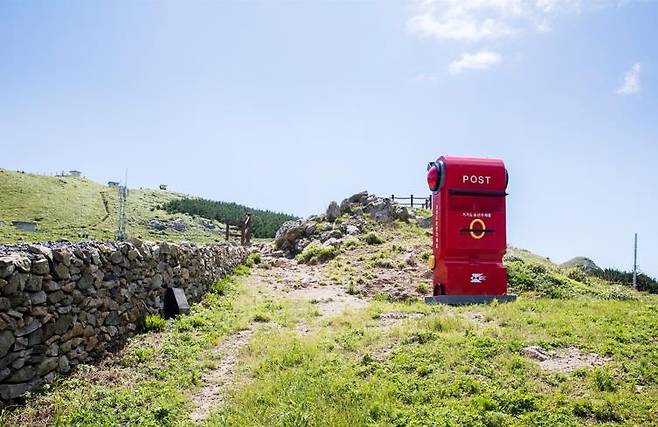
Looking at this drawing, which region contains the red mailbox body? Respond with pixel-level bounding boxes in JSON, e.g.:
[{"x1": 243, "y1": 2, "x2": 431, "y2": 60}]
[{"x1": 425, "y1": 156, "x2": 515, "y2": 304}]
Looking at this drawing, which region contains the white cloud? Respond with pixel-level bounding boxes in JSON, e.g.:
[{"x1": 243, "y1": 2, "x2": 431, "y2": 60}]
[
  {"x1": 616, "y1": 62, "x2": 641, "y2": 95},
  {"x1": 449, "y1": 50, "x2": 502, "y2": 74},
  {"x1": 407, "y1": 0, "x2": 586, "y2": 42}
]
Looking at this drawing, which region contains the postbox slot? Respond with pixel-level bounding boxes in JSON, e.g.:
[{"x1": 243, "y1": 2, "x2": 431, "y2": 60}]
[{"x1": 448, "y1": 189, "x2": 507, "y2": 197}]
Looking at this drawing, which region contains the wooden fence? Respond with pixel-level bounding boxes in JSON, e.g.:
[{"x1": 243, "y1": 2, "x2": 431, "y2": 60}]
[{"x1": 389, "y1": 194, "x2": 432, "y2": 209}]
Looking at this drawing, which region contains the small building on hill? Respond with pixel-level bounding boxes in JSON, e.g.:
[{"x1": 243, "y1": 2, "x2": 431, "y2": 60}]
[
  {"x1": 108, "y1": 181, "x2": 120, "y2": 188},
  {"x1": 69, "y1": 170, "x2": 82, "y2": 177},
  {"x1": 159, "y1": 184, "x2": 168, "y2": 191}
]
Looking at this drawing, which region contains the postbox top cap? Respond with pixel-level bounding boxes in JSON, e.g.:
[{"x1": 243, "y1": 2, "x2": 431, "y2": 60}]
[{"x1": 438, "y1": 155, "x2": 505, "y2": 169}]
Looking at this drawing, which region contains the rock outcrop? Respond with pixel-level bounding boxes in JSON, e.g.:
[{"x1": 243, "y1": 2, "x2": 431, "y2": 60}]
[
  {"x1": 273, "y1": 192, "x2": 413, "y2": 256},
  {"x1": 0, "y1": 240, "x2": 247, "y2": 403}
]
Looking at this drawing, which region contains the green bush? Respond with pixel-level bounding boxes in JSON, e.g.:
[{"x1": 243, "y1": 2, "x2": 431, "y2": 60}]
[
  {"x1": 296, "y1": 243, "x2": 338, "y2": 264},
  {"x1": 244, "y1": 252, "x2": 262, "y2": 267},
  {"x1": 363, "y1": 232, "x2": 384, "y2": 245},
  {"x1": 212, "y1": 276, "x2": 236, "y2": 295},
  {"x1": 142, "y1": 314, "x2": 166, "y2": 332}
]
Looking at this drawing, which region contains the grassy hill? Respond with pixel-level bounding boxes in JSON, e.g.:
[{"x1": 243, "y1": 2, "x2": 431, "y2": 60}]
[
  {"x1": 0, "y1": 169, "x2": 237, "y2": 244},
  {"x1": 3, "y1": 213, "x2": 658, "y2": 426}
]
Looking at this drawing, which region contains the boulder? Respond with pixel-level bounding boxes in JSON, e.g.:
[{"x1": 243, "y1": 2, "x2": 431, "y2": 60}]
[
  {"x1": 274, "y1": 220, "x2": 306, "y2": 251},
  {"x1": 326, "y1": 201, "x2": 340, "y2": 222}
]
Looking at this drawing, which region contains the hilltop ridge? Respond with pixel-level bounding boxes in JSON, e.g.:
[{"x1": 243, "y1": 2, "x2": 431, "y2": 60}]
[{"x1": 0, "y1": 169, "x2": 288, "y2": 244}]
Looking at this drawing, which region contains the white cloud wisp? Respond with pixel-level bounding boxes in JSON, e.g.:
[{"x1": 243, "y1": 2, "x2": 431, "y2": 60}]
[
  {"x1": 616, "y1": 62, "x2": 641, "y2": 95},
  {"x1": 449, "y1": 50, "x2": 502, "y2": 74}
]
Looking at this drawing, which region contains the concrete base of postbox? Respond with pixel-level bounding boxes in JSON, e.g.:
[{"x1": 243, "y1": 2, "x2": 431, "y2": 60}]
[{"x1": 425, "y1": 294, "x2": 517, "y2": 306}]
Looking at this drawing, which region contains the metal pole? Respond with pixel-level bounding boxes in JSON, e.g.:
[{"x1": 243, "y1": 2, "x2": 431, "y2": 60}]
[
  {"x1": 410, "y1": 194, "x2": 414, "y2": 208},
  {"x1": 633, "y1": 233, "x2": 638, "y2": 289}
]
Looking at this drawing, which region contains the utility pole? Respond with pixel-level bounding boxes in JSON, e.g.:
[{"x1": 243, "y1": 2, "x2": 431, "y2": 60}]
[
  {"x1": 116, "y1": 170, "x2": 128, "y2": 242},
  {"x1": 633, "y1": 233, "x2": 638, "y2": 289}
]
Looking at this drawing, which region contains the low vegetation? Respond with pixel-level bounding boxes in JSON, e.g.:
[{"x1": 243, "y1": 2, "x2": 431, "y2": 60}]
[{"x1": 295, "y1": 242, "x2": 339, "y2": 264}]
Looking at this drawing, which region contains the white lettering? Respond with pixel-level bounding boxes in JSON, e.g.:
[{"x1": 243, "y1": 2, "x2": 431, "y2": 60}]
[{"x1": 462, "y1": 175, "x2": 492, "y2": 185}]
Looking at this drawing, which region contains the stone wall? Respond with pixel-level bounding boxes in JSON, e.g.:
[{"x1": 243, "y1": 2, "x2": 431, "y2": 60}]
[{"x1": 0, "y1": 239, "x2": 247, "y2": 402}]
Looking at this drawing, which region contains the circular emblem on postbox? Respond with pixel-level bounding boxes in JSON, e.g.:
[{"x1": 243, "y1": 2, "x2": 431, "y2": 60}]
[{"x1": 469, "y1": 218, "x2": 486, "y2": 240}]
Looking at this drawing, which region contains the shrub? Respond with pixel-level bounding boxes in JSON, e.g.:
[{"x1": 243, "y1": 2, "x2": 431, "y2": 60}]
[
  {"x1": 253, "y1": 312, "x2": 270, "y2": 323},
  {"x1": 142, "y1": 314, "x2": 166, "y2": 332},
  {"x1": 363, "y1": 232, "x2": 384, "y2": 245},
  {"x1": 415, "y1": 282, "x2": 430, "y2": 294},
  {"x1": 211, "y1": 276, "x2": 235, "y2": 295},
  {"x1": 244, "y1": 252, "x2": 262, "y2": 267},
  {"x1": 296, "y1": 243, "x2": 338, "y2": 264}
]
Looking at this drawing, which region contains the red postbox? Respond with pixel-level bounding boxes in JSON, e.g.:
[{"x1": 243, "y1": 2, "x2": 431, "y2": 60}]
[{"x1": 425, "y1": 155, "x2": 516, "y2": 304}]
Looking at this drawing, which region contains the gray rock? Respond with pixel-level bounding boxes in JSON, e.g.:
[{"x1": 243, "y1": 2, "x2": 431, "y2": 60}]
[
  {"x1": 326, "y1": 201, "x2": 340, "y2": 222},
  {"x1": 53, "y1": 250, "x2": 71, "y2": 267},
  {"x1": 28, "y1": 245, "x2": 53, "y2": 262},
  {"x1": 274, "y1": 220, "x2": 306, "y2": 251},
  {"x1": 15, "y1": 318, "x2": 41, "y2": 337},
  {"x1": 0, "y1": 297, "x2": 10, "y2": 311},
  {"x1": 24, "y1": 275, "x2": 43, "y2": 292},
  {"x1": 58, "y1": 355, "x2": 70, "y2": 373},
  {"x1": 30, "y1": 258, "x2": 50, "y2": 275},
  {"x1": 323, "y1": 238, "x2": 341, "y2": 248},
  {"x1": 43, "y1": 281, "x2": 61, "y2": 292},
  {"x1": 417, "y1": 217, "x2": 432, "y2": 228},
  {"x1": 47, "y1": 291, "x2": 65, "y2": 304},
  {"x1": 30, "y1": 291, "x2": 47, "y2": 305},
  {"x1": 54, "y1": 263, "x2": 71, "y2": 280},
  {"x1": 6, "y1": 365, "x2": 35, "y2": 383},
  {"x1": 37, "y1": 357, "x2": 58, "y2": 376},
  {"x1": 0, "y1": 331, "x2": 16, "y2": 358},
  {"x1": 0, "y1": 382, "x2": 33, "y2": 400},
  {"x1": 110, "y1": 251, "x2": 124, "y2": 264}
]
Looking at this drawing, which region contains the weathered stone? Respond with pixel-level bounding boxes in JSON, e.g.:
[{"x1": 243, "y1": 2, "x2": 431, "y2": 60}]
[
  {"x1": 151, "y1": 274, "x2": 163, "y2": 289},
  {"x1": 43, "y1": 280, "x2": 61, "y2": 292},
  {"x1": 0, "y1": 331, "x2": 16, "y2": 358},
  {"x1": 53, "y1": 249, "x2": 71, "y2": 266},
  {"x1": 78, "y1": 274, "x2": 93, "y2": 290},
  {"x1": 47, "y1": 290, "x2": 65, "y2": 304},
  {"x1": 15, "y1": 318, "x2": 41, "y2": 337},
  {"x1": 110, "y1": 251, "x2": 124, "y2": 264},
  {"x1": 24, "y1": 274, "x2": 43, "y2": 291},
  {"x1": 30, "y1": 258, "x2": 50, "y2": 275},
  {"x1": 54, "y1": 263, "x2": 70, "y2": 280},
  {"x1": 37, "y1": 357, "x2": 58, "y2": 376},
  {"x1": 326, "y1": 201, "x2": 340, "y2": 222},
  {"x1": 54, "y1": 315, "x2": 73, "y2": 335},
  {"x1": 28, "y1": 245, "x2": 53, "y2": 262},
  {"x1": 58, "y1": 355, "x2": 70, "y2": 373},
  {"x1": 0, "y1": 382, "x2": 32, "y2": 400},
  {"x1": 6, "y1": 365, "x2": 35, "y2": 383},
  {"x1": 0, "y1": 297, "x2": 10, "y2": 311},
  {"x1": 30, "y1": 291, "x2": 47, "y2": 305}
]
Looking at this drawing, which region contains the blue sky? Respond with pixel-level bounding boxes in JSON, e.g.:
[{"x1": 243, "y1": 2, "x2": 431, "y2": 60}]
[{"x1": 1, "y1": 0, "x2": 657, "y2": 277}]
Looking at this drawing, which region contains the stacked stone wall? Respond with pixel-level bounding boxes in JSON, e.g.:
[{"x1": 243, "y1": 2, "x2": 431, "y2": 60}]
[{"x1": 0, "y1": 239, "x2": 247, "y2": 401}]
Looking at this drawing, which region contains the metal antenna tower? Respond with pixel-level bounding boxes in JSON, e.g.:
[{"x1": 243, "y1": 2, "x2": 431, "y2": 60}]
[
  {"x1": 633, "y1": 233, "x2": 638, "y2": 289},
  {"x1": 116, "y1": 170, "x2": 128, "y2": 241}
]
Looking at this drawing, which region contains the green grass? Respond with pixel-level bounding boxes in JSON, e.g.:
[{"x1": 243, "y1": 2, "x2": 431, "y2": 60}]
[
  {"x1": 141, "y1": 314, "x2": 166, "y2": 332},
  {"x1": 209, "y1": 296, "x2": 658, "y2": 426},
  {"x1": 0, "y1": 169, "x2": 238, "y2": 244}
]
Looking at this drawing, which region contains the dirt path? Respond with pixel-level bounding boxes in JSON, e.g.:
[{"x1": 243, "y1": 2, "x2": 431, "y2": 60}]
[
  {"x1": 189, "y1": 248, "x2": 431, "y2": 422},
  {"x1": 189, "y1": 329, "x2": 254, "y2": 423}
]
